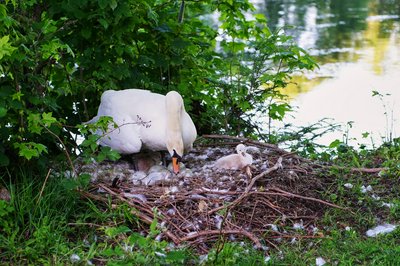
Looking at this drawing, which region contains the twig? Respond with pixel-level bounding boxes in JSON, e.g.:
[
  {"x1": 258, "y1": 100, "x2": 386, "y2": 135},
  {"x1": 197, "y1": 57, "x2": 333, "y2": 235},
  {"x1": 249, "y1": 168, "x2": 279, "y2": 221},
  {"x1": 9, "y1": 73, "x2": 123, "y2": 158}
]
[
  {"x1": 97, "y1": 184, "x2": 181, "y2": 245},
  {"x1": 43, "y1": 126, "x2": 75, "y2": 175},
  {"x1": 268, "y1": 187, "x2": 348, "y2": 211},
  {"x1": 202, "y1": 134, "x2": 279, "y2": 150},
  {"x1": 350, "y1": 167, "x2": 386, "y2": 173},
  {"x1": 181, "y1": 229, "x2": 262, "y2": 249},
  {"x1": 37, "y1": 168, "x2": 52, "y2": 204},
  {"x1": 68, "y1": 222, "x2": 103, "y2": 228},
  {"x1": 208, "y1": 157, "x2": 283, "y2": 215}
]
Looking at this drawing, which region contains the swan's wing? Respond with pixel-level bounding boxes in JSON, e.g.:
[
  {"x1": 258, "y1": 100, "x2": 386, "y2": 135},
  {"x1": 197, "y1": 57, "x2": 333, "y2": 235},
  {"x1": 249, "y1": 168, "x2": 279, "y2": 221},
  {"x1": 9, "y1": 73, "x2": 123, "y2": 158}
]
[
  {"x1": 96, "y1": 113, "x2": 142, "y2": 154},
  {"x1": 97, "y1": 89, "x2": 168, "y2": 152}
]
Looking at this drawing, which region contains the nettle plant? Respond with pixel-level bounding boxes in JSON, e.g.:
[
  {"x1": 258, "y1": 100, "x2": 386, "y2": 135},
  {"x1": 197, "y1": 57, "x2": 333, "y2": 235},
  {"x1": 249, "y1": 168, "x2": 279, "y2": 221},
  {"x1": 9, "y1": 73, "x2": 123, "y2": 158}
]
[{"x1": 0, "y1": 0, "x2": 316, "y2": 174}]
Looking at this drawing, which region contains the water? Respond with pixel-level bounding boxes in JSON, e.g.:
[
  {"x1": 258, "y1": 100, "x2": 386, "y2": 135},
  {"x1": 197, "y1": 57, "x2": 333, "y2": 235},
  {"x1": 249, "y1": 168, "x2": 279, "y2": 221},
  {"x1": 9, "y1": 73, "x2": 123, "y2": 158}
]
[{"x1": 258, "y1": 0, "x2": 400, "y2": 147}]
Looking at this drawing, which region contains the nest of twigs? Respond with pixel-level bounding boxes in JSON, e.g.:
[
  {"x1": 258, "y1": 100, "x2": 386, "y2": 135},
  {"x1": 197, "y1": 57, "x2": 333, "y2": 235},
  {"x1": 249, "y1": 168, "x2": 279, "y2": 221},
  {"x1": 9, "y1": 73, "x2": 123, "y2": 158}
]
[{"x1": 78, "y1": 135, "x2": 347, "y2": 253}]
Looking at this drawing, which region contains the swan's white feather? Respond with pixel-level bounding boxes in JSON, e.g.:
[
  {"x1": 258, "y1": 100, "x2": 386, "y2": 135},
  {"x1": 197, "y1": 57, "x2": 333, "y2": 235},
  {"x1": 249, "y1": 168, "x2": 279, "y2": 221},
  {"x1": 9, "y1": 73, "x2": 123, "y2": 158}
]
[{"x1": 90, "y1": 89, "x2": 197, "y2": 156}]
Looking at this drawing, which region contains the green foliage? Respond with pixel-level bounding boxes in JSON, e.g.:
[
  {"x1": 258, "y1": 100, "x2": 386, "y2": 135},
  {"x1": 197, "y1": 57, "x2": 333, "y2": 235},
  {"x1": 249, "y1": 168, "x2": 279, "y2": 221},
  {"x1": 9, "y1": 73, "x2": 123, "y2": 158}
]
[
  {"x1": 0, "y1": 171, "x2": 83, "y2": 263},
  {"x1": 204, "y1": 242, "x2": 267, "y2": 265},
  {"x1": 276, "y1": 227, "x2": 400, "y2": 265},
  {"x1": 78, "y1": 116, "x2": 121, "y2": 163},
  {"x1": 0, "y1": 0, "x2": 316, "y2": 174}
]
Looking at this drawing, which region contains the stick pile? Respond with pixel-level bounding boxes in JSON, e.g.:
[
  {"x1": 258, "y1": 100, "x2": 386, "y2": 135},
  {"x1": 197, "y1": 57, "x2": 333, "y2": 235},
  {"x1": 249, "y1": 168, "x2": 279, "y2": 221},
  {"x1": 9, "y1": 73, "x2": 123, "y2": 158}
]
[{"x1": 79, "y1": 135, "x2": 345, "y2": 253}]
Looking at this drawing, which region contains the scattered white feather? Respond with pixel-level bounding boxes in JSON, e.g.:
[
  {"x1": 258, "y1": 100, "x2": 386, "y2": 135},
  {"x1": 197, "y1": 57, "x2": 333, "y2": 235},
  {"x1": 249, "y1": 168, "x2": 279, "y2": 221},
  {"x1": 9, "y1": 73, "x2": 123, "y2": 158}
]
[
  {"x1": 268, "y1": 224, "x2": 279, "y2": 232},
  {"x1": 316, "y1": 257, "x2": 326, "y2": 266},
  {"x1": 178, "y1": 168, "x2": 193, "y2": 178},
  {"x1": 123, "y1": 193, "x2": 147, "y2": 203},
  {"x1": 190, "y1": 194, "x2": 207, "y2": 200},
  {"x1": 345, "y1": 226, "x2": 351, "y2": 231},
  {"x1": 130, "y1": 171, "x2": 147, "y2": 185},
  {"x1": 366, "y1": 224, "x2": 397, "y2": 237},
  {"x1": 371, "y1": 194, "x2": 381, "y2": 200},
  {"x1": 214, "y1": 215, "x2": 223, "y2": 229},
  {"x1": 166, "y1": 208, "x2": 176, "y2": 216},
  {"x1": 186, "y1": 231, "x2": 197, "y2": 237},
  {"x1": 169, "y1": 186, "x2": 179, "y2": 193},
  {"x1": 155, "y1": 234, "x2": 163, "y2": 242},
  {"x1": 343, "y1": 183, "x2": 353, "y2": 188},
  {"x1": 312, "y1": 226, "x2": 319, "y2": 234},
  {"x1": 293, "y1": 221, "x2": 304, "y2": 230},
  {"x1": 360, "y1": 185, "x2": 373, "y2": 193},
  {"x1": 70, "y1": 254, "x2": 81, "y2": 263},
  {"x1": 122, "y1": 243, "x2": 133, "y2": 253},
  {"x1": 264, "y1": 256, "x2": 271, "y2": 263},
  {"x1": 382, "y1": 202, "x2": 394, "y2": 208},
  {"x1": 199, "y1": 254, "x2": 208, "y2": 264},
  {"x1": 155, "y1": 251, "x2": 166, "y2": 258},
  {"x1": 246, "y1": 146, "x2": 261, "y2": 154},
  {"x1": 143, "y1": 171, "x2": 172, "y2": 186}
]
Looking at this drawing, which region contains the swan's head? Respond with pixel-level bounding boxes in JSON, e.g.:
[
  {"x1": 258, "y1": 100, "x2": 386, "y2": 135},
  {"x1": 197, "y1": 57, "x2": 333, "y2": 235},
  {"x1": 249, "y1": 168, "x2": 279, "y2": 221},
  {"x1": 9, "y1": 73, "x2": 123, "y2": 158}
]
[
  {"x1": 236, "y1": 144, "x2": 247, "y2": 156},
  {"x1": 167, "y1": 141, "x2": 184, "y2": 174}
]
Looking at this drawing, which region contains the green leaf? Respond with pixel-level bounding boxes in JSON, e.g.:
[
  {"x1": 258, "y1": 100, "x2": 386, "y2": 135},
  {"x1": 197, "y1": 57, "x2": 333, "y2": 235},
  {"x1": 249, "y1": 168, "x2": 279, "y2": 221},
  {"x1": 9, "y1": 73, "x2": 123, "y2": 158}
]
[
  {"x1": 254, "y1": 13, "x2": 267, "y2": 22},
  {"x1": 14, "y1": 142, "x2": 48, "y2": 160},
  {"x1": 98, "y1": 0, "x2": 108, "y2": 9},
  {"x1": 109, "y1": 0, "x2": 117, "y2": 10},
  {"x1": 28, "y1": 113, "x2": 42, "y2": 134},
  {"x1": 0, "y1": 153, "x2": 9, "y2": 167},
  {"x1": 98, "y1": 18, "x2": 109, "y2": 29},
  {"x1": 81, "y1": 27, "x2": 92, "y2": 39},
  {"x1": 41, "y1": 112, "x2": 57, "y2": 127},
  {"x1": 165, "y1": 250, "x2": 186, "y2": 263},
  {"x1": 105, "y1": 225, "x2": 131, "y2": 237},
  {"x1": 11, "y1": 91, "x2": 23, "y2": 101},
  {"x1": 0, "y1": 35, "x2": 16, "y2": 60},
  {"x1": 329, "y1": 139, "x2": 341, "y2": 149},
  {"x1": 362, "y1": 132, "x2": 370, "y2": 138},
  {"x1": 0, "y1": 107, "x2": 7, "y2": 118}
]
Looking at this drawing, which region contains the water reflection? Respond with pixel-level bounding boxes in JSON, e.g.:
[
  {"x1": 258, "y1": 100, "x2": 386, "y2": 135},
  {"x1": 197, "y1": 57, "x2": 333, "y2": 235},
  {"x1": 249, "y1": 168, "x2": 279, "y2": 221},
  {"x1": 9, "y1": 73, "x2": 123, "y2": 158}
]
[{"x1": 258, "y1": 0, "x2": 400, "y2": 146}]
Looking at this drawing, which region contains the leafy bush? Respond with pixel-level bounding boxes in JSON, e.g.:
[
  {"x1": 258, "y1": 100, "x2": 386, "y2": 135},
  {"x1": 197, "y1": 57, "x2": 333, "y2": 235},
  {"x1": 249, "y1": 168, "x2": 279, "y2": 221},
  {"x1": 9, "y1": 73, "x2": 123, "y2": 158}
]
[{"x1": 0, "y1": 0, "x2": 316, "y2": 174}]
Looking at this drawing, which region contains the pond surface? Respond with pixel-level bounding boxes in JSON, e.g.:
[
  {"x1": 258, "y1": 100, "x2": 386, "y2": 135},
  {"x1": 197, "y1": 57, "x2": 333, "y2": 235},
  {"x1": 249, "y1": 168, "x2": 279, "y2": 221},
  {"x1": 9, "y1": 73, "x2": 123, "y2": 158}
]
[{"x1": 257, "y1": 0, "x2": 400, "y2": 147}]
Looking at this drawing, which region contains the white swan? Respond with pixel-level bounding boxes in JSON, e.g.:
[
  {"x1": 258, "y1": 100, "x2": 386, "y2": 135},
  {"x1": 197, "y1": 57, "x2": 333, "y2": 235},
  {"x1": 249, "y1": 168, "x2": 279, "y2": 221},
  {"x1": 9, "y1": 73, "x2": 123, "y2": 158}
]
[
  {"x1": 88, "y1": 89, "x2": 197, "y2": 174},
  {"x1": 214, "y1": 144, "x2": 253, "y2": 170}
]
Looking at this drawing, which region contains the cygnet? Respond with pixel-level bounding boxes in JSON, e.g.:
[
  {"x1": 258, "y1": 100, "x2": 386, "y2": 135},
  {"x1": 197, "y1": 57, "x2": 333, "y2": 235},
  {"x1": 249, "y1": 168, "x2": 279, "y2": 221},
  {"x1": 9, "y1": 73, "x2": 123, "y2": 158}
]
[
  {"x1": 214, "y1": 144, "x2": 253, "y2": 170},
  {"x1": 131, "y1": 151, "x2": 161, "y2": 172},
  {"x1": 142, "y1": 165, "x2": 172, "y2": 186}
]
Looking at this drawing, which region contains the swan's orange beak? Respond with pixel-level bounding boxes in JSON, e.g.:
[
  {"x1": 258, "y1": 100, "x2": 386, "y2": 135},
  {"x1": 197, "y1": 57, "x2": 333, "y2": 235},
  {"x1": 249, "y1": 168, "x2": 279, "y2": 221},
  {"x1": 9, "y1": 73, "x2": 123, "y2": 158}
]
[{"x1": 172, "y1": 157, "x2": 180, "y2": 174}]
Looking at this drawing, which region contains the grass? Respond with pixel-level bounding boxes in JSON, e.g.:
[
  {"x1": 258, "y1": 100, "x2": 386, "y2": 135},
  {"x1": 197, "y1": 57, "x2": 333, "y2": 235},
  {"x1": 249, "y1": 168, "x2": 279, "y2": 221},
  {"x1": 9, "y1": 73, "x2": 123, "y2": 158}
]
[{"x1": 1, "y1": 139, "x2": 400, "y2": 265}]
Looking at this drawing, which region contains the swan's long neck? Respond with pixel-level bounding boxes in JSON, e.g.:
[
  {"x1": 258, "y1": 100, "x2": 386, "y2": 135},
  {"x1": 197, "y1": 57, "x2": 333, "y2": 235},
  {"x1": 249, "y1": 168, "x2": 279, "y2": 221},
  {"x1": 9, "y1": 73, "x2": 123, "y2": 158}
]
[{"x1": 165, "y1": 91, "x2": 184, "y2": 156}]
